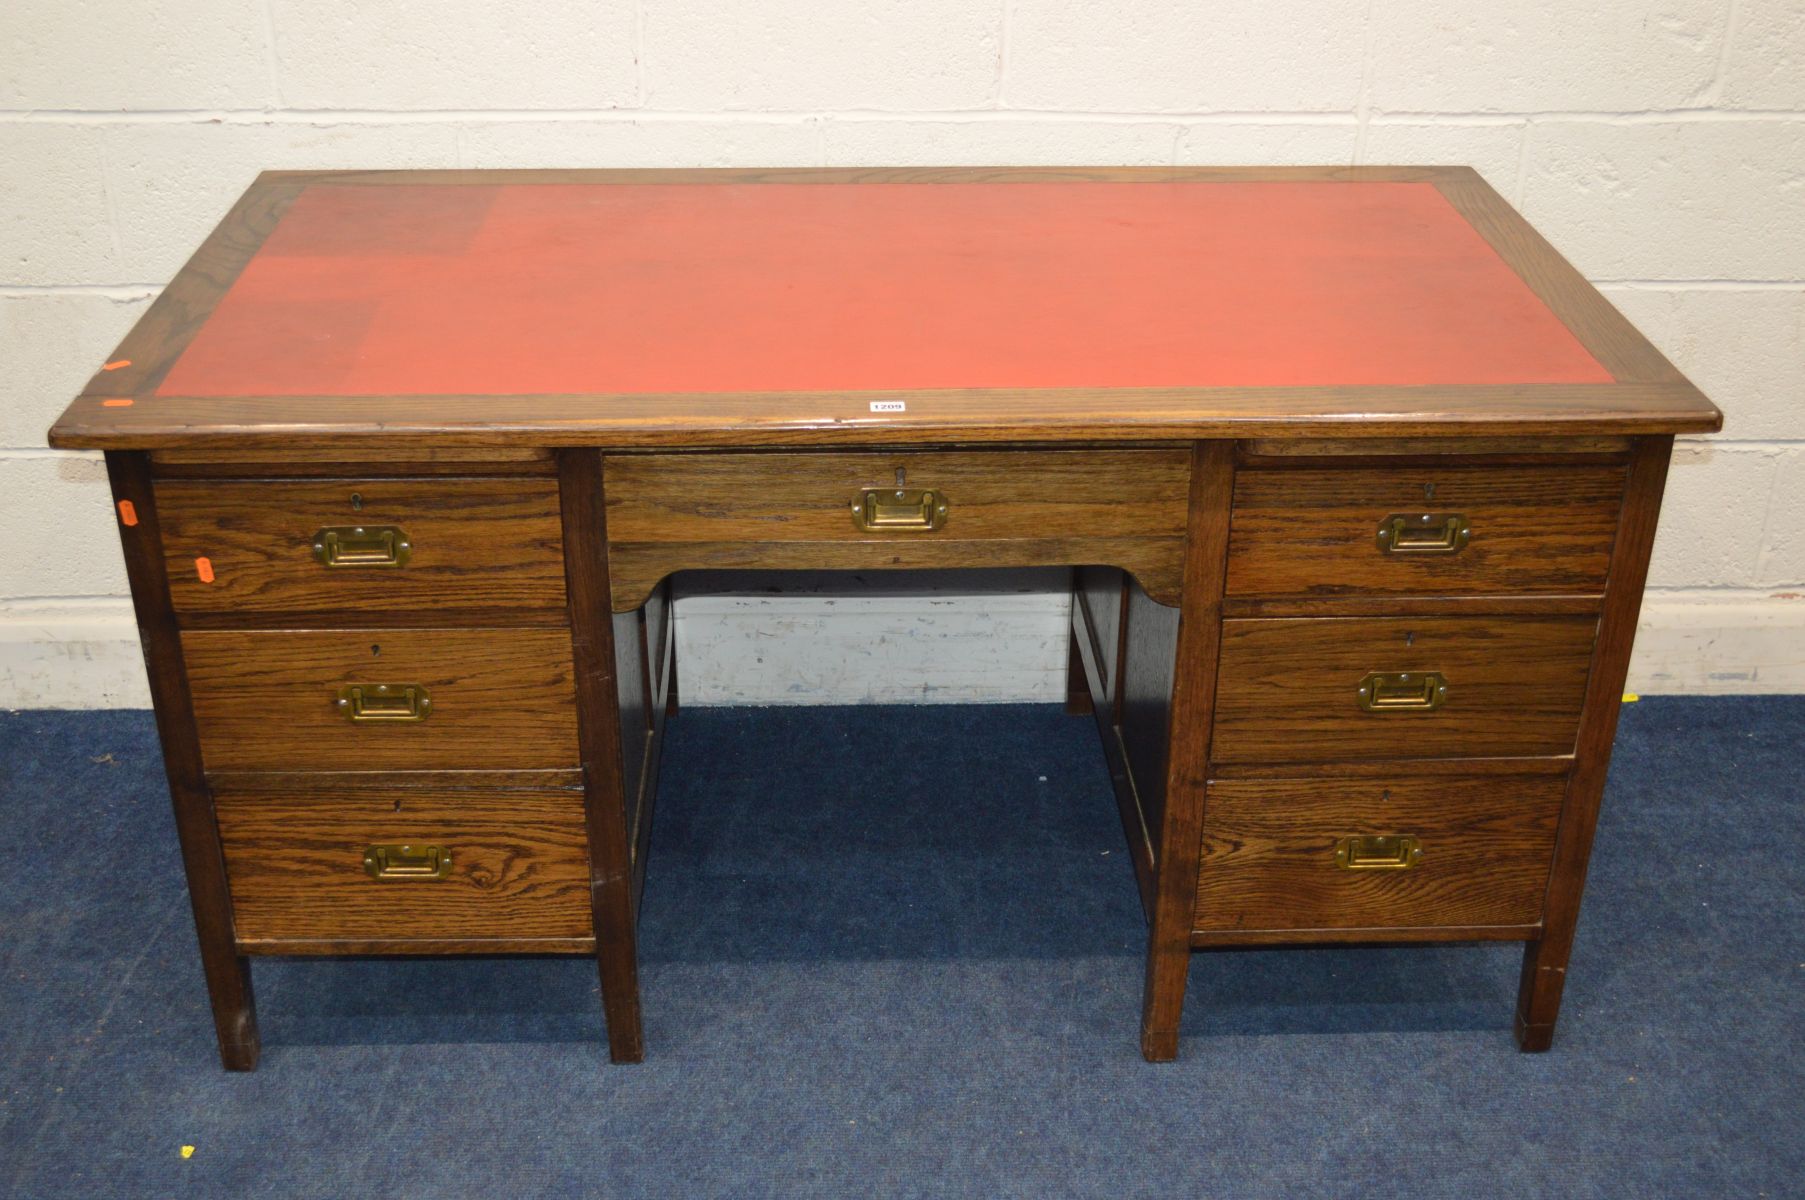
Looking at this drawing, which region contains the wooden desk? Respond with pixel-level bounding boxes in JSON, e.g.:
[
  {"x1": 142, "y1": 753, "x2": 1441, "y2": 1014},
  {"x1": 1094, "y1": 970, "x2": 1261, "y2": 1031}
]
[{"x1": 48, "y1": 167, "x2": 1721, "y2": 1069}]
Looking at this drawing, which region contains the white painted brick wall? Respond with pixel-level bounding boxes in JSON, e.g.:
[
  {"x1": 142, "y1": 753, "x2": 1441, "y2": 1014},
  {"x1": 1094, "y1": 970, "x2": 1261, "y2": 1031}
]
[{"x1": 2, "y1": 0, "x2": 1801, "y2": 706}]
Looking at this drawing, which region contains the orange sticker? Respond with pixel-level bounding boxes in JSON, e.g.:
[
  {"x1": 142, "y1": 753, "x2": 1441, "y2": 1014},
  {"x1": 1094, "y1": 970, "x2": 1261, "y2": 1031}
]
[
  {"x1": 194, "y1": 557, "x2": 215, "y2": 584},
  {"x1": 101, "y1": 398, "x2": 134, "y2": 407},
  {"x1": 117, "y1": 500, "x2": 138, "y2": 527},
  {"x1": 102, "y1": 359, "x2": 131, "y2": 371}
]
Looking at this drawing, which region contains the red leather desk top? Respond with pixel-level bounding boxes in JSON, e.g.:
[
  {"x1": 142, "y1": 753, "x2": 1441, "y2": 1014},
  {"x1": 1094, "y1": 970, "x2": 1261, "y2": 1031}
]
[{"x1": 156, "y1": 180, "x2": 1611, "y2": 398}]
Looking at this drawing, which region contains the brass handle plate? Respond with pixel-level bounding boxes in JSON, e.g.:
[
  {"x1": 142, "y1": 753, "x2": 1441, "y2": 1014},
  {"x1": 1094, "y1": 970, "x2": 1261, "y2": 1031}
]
[
  {"x1": 312, "y1": 525, "x2": 412, "y2": 568},
  {"x1": 363, "y1": 843, "x2": 452, "y2": 881},
  {"x1": 1357, "y1": 671, "x2": 1447, "y2": 712},
  {"x1": 1335, "y1": 835, "x2": 1423, "y2": 871},
  {"x1": 1376, "y1": 513, "x2": 1470, "y2": 555},
  {"x1": 851, "y1": 488, "x2": 948, "y2": 533},
  {"x1": 335, "y1": 683, "x2": 432, "y2": 722}
]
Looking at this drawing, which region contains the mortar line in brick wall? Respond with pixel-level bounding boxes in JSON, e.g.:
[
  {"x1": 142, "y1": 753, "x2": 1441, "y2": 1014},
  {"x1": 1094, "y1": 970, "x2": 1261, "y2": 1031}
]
[
  {"x1": 1707, "y1": 0, "x2": 1746, "y2": 107},
  {"x1": 993, "y1": 0, "x2": 1012, "y2": 110},
  {"x1": 1595, "y1": 280, "x2": 1805, "y2": 291},
  {"x1": 258, "y1": 0, "x2": 283, "y2": 108},
  {"x1": 1367, "y1": 108, "x2": 1805, "y2": 123},
  {"x1": 632, "y1": 0, "x2": 646, "y2": 108},
  {"x1": 1644, "y1": 586, "x2": 1805, "y2": 599},
  {"x1": 1754, "y1": 465, "x2": 1792, "y2": 584},
  {"x1": 95, "y1": 136, "x2": 126, "y2": 276},
  {"x1": 32, "y1": 107, "x2": 1802, "y2": 124},
  {"x1": 1511, "y1": 120, "x2": 1532, "y2": 205},
  {"x1": 0, "y1": 285, "x2": 161, "y2": 298},
  {"x1": 1352, "y1": 0, "x2": 1378, "y2": 163}
]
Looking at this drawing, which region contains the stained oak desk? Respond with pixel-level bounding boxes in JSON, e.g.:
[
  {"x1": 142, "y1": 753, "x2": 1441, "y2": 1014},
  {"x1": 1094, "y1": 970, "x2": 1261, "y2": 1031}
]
[{"x1": 48, "y1": 167, "x2": 1722, "y2": 1069}]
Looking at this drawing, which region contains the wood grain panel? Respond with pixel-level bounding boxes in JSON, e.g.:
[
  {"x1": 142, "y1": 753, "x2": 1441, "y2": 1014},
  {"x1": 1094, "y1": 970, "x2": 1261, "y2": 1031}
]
[
  {"x1": 158, "y1": 477, "x2": 566, "y2": 619},
  {"x1": 602, "y1": 450, "x2": 1191, "y2": 609},
  {"x1": 559, "y1": 447, "x2": 648, "y2": 1062},
  {"x1": 152, "y1": 446, "x2": 553, "y2": 470},
  {"x1": 1226, "y1": 466, "x2": 1625, "y2": 597},
  {"x1": 1120, "y1": 579, "x2": 1181, "y2": 847},
  {"x1": 1519, "y1": 435, "x2": 1675, "y2": 1051},
  {"x1": 51, "y1": 382, "x2": 1722, "y2": 454},
  {"x1": 184, "y1": 628, "x2": 578, "y2": 771},
  {"x1": 1211, "y1": 616, "x2": 1596, "y2": 763},
  {"x1": 1238, "y1": 436, "x2": 1633, "y2": 459},
  {"x1": 1194, "y1": 775, "x2": 1563, "y2": 932},
  {"x1": 105, "y1": 451, "x2": 260, "y2": 1070},
  {"x1": 215, "y1": 786, "x2": 592, "y2": 943},
  {"x1": 1138, "y1": 440, "x2": 1237, "y2": 1060}
]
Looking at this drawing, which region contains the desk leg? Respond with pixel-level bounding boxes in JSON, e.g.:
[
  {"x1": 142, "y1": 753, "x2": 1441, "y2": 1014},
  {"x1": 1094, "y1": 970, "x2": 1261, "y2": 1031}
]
[
  {"x1": 1141, "y1": 442, "x2": 1234, "y2": 1061},
  {"x1": 558, "y1": 449, "x2": 646, "y2": 1063},
  {"x1": 1517, "y1": 435, "x2": 1672, "y2": 1051},
  {"x1": 106, "y1": 452, "x2": 260, "y2": 1071}
]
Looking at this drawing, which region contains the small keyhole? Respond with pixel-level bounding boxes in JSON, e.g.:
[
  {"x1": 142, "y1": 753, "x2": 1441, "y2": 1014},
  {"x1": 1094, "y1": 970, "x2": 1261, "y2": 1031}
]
[
  {"x1": 1381, "y1": 788, "x2": 1392, "y2": 803},
  {"x1": 350, "y1": 492, "x2": 363, "y2": 511},
  {"x1": 1423, "y1": 482, "x2": 1436, "y2": 500},
  {"x1": 1404, "y1": 631, "x2": 1415, "y2": 647},
  {"x1": 895, "y1": 467, "x2": 906, "y2": 488},
  {"x1": 392, "y1": 799, "x2": 402, "y2": 813},
  {"x1": 371, "y1": 644, "x2": 381, "y2": 657}
]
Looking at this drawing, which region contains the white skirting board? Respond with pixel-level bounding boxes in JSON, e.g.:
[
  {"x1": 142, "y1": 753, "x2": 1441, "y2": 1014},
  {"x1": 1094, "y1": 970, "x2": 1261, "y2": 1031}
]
[{"x1": 3, "y1": 582, "x2": 1801, "y2": 709}]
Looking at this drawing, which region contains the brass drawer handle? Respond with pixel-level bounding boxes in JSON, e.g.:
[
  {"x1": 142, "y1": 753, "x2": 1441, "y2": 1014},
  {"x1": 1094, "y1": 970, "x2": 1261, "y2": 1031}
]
[
  {"x1": 851, "y1": 488, "x2": 948, "y2": 532},
  {"x1": 363, "y1": 843, "x2": 452, "y2": 881},
  {"x1": 1356, "y1": 671, "x2": 1447, "y2": 712},
  {"x1": 335, "y1": 683, "x2": 432, "y2": 722},
  {"x1": 1376, "y1": 513, "x2": 1470, "y2": 555},
  {"x1": 312, "y1": 525, "x2": 412, "y2": 568},
  {"x1": 1335, "y1": 835, "x2": 1423, "y2": 871}
]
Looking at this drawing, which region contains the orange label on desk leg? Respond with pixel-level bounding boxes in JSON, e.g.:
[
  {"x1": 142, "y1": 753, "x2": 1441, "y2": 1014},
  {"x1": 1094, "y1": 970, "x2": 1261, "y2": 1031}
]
[
  {"x1": 194, "y1": 556, "x2": 215, "y2": 584},
  {"x1": 101, "y1": 398, "x2": 134, "y2": 407},
  {"x1": 116, "y1": 500, "x2": 138, "y2": 527},
  {"x1": 102, "y1": 359, "x2": 131, "y2": 371}
]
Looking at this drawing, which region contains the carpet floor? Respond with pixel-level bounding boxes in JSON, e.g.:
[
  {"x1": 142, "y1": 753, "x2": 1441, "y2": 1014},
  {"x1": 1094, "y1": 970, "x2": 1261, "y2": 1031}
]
[{"x1": 0, "y1": 697, "x2": 1799, "y2": 1198}]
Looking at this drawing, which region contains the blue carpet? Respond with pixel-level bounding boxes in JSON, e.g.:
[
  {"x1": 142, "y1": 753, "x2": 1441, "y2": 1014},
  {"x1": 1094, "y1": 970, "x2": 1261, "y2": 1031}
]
[{"x1": 0, "y1": 698, "x2": 1799, "y2": 1198}]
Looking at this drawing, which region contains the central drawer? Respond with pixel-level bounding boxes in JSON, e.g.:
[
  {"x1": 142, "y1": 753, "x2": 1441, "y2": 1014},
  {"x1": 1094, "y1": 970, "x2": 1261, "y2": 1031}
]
[
  {"x1": 1211, "y1": 615, "x2": 1597, "y2": 763},
  {"x1": 601, "y1": 449, "x2": 1192, "y2": 610},
  {"x1": 183, "y1": 628, "x2": 579, "y2": 772},
  {"x1": 213, "y1": 784, "x2": 593, "y2": 946}
]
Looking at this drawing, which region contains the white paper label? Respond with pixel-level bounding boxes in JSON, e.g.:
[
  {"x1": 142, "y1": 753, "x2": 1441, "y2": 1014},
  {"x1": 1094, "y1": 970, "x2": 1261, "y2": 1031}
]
[{"x1": 868, "y1": 400, "x2": 906, "y2": 413}]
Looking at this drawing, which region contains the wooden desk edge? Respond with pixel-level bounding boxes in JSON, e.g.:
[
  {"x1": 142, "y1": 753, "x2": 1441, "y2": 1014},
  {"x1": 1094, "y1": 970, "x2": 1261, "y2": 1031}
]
[{"x1": 49, "y1": 386, "x2": 1723, "y2": 452}]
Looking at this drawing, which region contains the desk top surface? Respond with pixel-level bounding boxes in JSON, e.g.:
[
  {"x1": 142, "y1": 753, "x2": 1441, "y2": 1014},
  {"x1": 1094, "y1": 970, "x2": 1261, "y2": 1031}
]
[{"x1": 52, "y1": 167, "x2": 1719, "y2": 450}]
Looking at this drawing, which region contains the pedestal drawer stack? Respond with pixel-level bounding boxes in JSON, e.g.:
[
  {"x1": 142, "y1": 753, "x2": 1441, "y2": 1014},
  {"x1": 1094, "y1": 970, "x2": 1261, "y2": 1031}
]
[
  {"x1": 1195, "y1": 447, "x2": 1630, "y2": 943},
  {"x1": 149, "y1": 458, "x2": 594, "y2": 952}
]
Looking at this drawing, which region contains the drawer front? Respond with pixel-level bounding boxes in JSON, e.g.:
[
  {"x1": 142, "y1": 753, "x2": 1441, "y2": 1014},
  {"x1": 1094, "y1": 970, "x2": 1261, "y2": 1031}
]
[
  {"x1": 158, "y1": 477, "x2": 566, "y2": 618},
  {"x1": 602, "y1": 449, "x2": 1191, "y2": 610},
  {"x1": 214, "y1": 786, "x2": 592, "y2": 945},
  {"x1": 1225, "y1": 466, "x2": 1625, "y2": 597},
  {"x1": 184, "y1": 629, "x2": 579, "y2": 771},
  {"x1": 1211, "y1": 616, "x2": 1596, "y2": 763},
  {"x1": 1194, "y1": 775, "x2": 1563, "y2": 933}
]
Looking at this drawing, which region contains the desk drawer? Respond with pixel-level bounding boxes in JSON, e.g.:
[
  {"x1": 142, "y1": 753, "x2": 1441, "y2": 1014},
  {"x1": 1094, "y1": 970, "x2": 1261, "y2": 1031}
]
[
  {"x1": 184, "y1": 629, "x2": 579, "y2": 771},
  {"x1": 1194, "y1": 775, "x2": 1563, "y2": 934},
  {"x1": 1211, "y1": 616, "x2": 1595, "y2": 763},
  {"x1": 602, "y1": 449, "x2": 1191, "y2": 610},
  {"x1": 1225, "y1": 466, "x2": 1625, "y2": 597},
  {"x1": 157, "y1": 477, "x2": 566, "y2": 620},
  {"x1": 214, "y1": 785, "x2": 592, "y2": 946}
]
